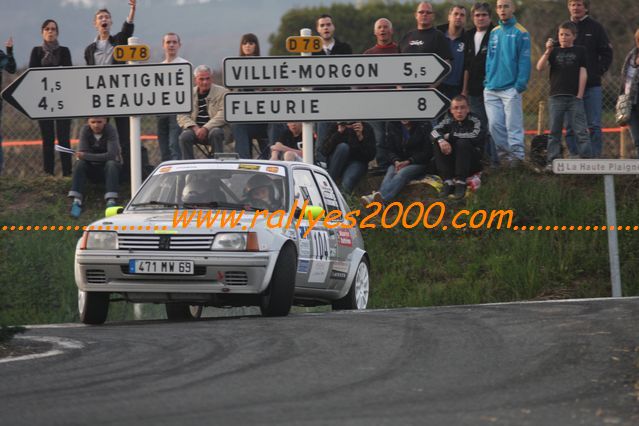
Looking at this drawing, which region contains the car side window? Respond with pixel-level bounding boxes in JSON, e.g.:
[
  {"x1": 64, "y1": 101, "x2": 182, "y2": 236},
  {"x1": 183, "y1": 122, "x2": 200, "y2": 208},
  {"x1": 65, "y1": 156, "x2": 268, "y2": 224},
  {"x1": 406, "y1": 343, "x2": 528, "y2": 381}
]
[
  {"x1": 292, "y1": 169, "x2": 325, "y2": 210},
  {"x1": 313, "y1": 172, "x2": 341, "y2": 214}
]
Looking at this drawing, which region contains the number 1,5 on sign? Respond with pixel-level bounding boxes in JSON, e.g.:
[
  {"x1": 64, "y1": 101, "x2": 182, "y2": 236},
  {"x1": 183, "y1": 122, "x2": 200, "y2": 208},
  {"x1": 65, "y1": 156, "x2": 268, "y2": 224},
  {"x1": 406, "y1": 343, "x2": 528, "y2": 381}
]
[{"x1": 41, "y1": 77, "x2": 61, "y2": 93}]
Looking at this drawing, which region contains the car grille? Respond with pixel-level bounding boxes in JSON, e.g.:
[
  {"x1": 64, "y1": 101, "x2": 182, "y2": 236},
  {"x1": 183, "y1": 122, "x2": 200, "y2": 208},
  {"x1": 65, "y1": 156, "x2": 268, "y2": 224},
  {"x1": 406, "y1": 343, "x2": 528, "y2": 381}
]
[
  {"x1": 224, "y1": 271, "x2": 248, "y2": 286},
  {"x1": 118, "y1": 234, "x2": 214, "y2": 251},
  {"x1": 86, "y1": 270, "x2": 107, "y2": 284}
]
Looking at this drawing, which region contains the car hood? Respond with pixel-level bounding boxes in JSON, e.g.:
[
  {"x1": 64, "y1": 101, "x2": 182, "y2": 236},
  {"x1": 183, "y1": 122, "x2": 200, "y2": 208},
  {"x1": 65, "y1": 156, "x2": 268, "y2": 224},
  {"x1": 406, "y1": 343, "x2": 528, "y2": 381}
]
[{"x1": 87, "y1": 210, "x2": 277, "y2": 234}]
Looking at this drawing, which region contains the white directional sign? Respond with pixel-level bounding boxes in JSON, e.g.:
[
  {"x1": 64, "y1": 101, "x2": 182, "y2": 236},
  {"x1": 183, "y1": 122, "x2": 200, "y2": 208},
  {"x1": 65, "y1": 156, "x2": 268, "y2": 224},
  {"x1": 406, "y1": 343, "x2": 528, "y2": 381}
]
[
  {"x1": 1, "y1": 63, "x2": 193, "y2": 119},
  {"x1": 223, "y1": 54, "x2": 450, "y2": 88},
  {"x1": 552, "y1": 159, "x2": 639, "y2": 174},
  {"x1": 224, "y1": 89, "x2": 448, "y2": 123}
]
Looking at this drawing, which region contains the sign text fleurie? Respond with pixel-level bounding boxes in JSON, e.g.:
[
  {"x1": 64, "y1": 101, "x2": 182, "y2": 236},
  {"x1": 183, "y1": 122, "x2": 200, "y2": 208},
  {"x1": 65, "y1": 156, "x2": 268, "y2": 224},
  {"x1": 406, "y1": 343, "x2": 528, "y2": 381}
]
[{"x1": 1, "y1": 63, "x2": 192, "y2": 119}]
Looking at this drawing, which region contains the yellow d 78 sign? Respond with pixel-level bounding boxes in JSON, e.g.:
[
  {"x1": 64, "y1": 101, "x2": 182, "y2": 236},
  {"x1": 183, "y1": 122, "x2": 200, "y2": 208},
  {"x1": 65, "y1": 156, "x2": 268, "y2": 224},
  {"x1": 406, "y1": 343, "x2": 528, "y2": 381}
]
[
  {"x1": 286, "y1": 36, "x2": 322, "y2": 53},
  {"x1": 113, "y1": 45, "x2": 151, "y2": 62}
]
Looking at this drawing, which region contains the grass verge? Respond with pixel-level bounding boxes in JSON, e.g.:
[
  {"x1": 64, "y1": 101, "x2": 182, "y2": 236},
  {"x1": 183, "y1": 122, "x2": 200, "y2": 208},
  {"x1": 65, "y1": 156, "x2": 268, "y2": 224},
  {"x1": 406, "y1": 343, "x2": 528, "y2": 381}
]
[{"x1": 1, "y1": 168, "x2": 638, "y2": 327}]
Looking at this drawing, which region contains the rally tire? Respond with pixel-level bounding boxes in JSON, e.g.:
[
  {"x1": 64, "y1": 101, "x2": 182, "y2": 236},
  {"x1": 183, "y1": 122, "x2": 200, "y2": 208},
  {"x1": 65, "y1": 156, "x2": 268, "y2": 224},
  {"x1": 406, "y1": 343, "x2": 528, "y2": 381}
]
[
  {"x1": 78, "y1": 290, "x2": 110, "y2": 325},
  {"x1": 332, "y1": 258, "x2": 369, "y2": 311},
  {"x1": 260, "y1": 244, "x2": 296, "y2": 317}
]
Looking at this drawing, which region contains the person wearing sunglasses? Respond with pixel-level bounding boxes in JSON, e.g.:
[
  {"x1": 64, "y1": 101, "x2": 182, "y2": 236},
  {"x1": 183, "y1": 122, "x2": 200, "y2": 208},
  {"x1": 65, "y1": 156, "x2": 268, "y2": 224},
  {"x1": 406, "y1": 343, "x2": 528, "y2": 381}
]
[{"x1": 398, "y1": 2, "x2": 452, "y2": 87}]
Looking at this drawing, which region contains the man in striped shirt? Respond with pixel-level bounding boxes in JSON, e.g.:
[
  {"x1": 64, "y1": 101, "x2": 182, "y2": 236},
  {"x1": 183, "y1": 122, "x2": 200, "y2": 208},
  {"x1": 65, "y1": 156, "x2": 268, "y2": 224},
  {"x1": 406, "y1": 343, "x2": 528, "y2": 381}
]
[{"x1": 177, "y1": 65, "x2": 229, "y2": 159}]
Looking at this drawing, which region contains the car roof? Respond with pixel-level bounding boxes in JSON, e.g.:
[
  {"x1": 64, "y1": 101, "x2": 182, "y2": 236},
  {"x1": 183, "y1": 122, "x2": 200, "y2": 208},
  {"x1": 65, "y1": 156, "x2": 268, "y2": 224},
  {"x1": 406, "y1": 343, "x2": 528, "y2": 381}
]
[{"x1": 155, "y1": 159, "x2": 326, "y2": 174}]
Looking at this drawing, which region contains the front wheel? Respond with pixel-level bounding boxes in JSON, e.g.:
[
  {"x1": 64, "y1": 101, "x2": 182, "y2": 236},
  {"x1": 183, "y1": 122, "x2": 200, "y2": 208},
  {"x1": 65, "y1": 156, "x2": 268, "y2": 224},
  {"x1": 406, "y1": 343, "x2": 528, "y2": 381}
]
[
  {"x1": 165, "y1": 303, "x2": 203, "y2": 321},
  {"x1": 78, "y1": 290, "x2": 110, "y2": 325},
  {"x1": 260, "y1": 244, "x2": 296, "y2": 317},
  {"x1": 332, "y1": 258, "x2": 369, "y2": 311}
]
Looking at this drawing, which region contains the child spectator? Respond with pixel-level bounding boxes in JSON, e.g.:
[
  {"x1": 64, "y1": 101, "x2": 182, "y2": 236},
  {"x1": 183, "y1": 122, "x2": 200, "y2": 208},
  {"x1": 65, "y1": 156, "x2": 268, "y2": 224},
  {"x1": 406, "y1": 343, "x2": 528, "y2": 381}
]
[
  {"x1": 536, "y1": 21, "x2": 592, "y2": 169},
  {"x1": 269, "y1": 122, "x2": 304, "y2": 162}
]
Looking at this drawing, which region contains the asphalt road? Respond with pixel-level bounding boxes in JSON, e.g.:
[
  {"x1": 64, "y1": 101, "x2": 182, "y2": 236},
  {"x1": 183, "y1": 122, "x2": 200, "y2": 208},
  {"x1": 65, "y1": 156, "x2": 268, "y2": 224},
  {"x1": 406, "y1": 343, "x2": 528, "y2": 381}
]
[{"x1": 1, "y1": 298, "x2": 638, "y2": 426}]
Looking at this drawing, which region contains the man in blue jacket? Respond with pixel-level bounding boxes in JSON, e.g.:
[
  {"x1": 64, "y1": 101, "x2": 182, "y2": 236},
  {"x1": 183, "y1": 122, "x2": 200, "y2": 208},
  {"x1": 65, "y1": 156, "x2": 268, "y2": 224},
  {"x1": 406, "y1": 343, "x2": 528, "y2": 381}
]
[{"x1": 483, "y1": 0, "x2": 531, "y2": 166}]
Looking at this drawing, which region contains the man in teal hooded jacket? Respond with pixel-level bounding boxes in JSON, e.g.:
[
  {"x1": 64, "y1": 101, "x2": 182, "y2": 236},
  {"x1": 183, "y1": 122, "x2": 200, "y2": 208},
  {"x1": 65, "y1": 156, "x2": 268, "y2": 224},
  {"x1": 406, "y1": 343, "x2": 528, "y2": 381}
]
[{"x1": 484, "y1": 0, "x2": 531, "y2": 165}]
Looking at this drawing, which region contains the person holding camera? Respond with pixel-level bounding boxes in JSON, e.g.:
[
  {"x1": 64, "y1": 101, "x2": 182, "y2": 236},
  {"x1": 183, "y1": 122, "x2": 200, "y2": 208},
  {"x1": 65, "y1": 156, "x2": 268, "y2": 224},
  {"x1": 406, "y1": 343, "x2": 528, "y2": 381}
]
[{"x1": 320, "y1": 121, "x2": 376, "y2": 194}]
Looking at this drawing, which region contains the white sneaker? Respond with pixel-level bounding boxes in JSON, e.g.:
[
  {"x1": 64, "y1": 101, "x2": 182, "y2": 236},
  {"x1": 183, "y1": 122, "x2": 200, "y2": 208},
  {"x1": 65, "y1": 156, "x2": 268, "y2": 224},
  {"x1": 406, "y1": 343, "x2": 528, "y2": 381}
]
[{"x1": 360, "y1": 193, "x2": 375, "y2": 207}]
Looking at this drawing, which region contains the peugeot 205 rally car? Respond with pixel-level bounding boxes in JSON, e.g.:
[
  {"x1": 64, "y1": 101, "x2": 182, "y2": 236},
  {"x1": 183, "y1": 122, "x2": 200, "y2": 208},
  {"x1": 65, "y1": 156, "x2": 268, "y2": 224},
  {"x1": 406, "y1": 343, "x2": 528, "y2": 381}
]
[{"x1": 75, "y1": 159, "x2": 370, "y2": 324}]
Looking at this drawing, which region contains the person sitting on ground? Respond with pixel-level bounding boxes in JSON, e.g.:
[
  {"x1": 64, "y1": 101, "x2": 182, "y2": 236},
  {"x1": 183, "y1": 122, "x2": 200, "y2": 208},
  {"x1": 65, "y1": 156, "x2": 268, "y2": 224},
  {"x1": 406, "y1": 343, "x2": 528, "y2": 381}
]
[
  {"x1": 321, "y1": 121, "x2": 376, "y2": 194},
  {"x1": 269, "y1": 122, "x2": 304, "y2": 162},
  {"x1": 177, "y1": 64, "x2": 229, "y2": 159},
  {"x1": 68, "y1": 117, "x2": 122, "y2": 218},
  {"x1": 431, "y1": 95, "x2": 485, "y2": 199},
  {"x1": 243, "y1": 174, "x2": 278, "y2": 211},
  {"x1": 361, "y1": 120, "x2": 433, "y2": 206}
]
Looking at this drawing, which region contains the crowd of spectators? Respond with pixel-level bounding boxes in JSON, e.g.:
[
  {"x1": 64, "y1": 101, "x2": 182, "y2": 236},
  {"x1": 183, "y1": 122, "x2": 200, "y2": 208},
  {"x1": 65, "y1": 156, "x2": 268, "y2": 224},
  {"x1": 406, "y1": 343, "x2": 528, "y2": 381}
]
[{"x1": 1, "y1": 0, "x2": 638, "y2": 216}]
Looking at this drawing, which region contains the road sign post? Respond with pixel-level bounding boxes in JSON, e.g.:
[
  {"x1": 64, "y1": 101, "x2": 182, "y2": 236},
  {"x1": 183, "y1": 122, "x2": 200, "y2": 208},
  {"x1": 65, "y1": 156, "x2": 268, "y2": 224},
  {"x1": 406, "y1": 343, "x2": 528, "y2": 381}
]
[
  {"x1": 128, "y1": 37, "x2": 144, "y2": 195},
  {"x1": 298, "y1": 28, "x2": 315, "y2": 165},
  {"x1": 552, "y1": 159, "x2": 639, "y2": 297}
]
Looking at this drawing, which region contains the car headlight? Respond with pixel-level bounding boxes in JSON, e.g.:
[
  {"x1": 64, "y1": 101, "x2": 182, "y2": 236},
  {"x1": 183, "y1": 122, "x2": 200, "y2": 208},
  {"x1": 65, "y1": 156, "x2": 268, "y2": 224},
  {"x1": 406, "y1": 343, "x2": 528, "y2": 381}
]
[
  {"x1": 83, "y1": 232, "x2": 118, "y2": 250},
  {"x1": 211, "y1": 233, "x2": 247, "y2": 251}
]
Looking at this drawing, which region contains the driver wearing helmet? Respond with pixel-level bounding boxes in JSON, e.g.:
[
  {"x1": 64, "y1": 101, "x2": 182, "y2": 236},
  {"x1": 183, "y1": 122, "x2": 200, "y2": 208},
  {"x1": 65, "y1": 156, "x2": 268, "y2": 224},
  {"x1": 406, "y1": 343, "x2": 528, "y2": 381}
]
[
  {"x1": 243, "y1": 174, "x2": 277, "y2": 210},
  {"x1": 182, "y1": 176, "x2": 214, "y2": 204}
]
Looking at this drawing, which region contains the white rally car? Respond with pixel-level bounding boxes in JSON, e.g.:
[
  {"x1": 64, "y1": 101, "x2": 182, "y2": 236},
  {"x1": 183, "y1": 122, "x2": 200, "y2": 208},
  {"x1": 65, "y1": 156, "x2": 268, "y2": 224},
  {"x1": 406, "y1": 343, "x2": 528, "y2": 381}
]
[{"x1": 75, "y1": 159, "x2": 370, "y2": 324}]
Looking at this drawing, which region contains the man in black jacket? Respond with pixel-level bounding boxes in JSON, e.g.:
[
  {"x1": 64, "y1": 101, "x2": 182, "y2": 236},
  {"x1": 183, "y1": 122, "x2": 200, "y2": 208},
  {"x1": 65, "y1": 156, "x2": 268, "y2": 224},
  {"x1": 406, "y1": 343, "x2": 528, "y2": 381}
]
[
  {"x1": 84, "y1": 0, "x2": 136, "y2": 180},
  {"x1": 361, "y1": 121, "x2": 433, "y2": 206},
  {"x1": 462, "y1": 2, "x2": 497, "y2": 166},
  {"x1": 431, "y1": 96, "x2": 485, "y2": 199},
  {"x1": 321, "y1": 122, "x2": 375, "y2": 194},
  {"x1": 312, "y1": 14, "x2": 353, "y2": 165},
  {"x1": 565, "y1": 0, "x2": 613, "y2": 158}
]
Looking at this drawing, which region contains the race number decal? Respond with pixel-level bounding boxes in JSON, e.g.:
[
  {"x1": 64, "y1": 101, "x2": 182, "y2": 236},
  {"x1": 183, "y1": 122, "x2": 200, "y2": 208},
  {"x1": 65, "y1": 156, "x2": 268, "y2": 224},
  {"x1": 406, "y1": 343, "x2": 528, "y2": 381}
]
[{"x1": 311, "y1": 231, "x2": 330, "y2": 260}]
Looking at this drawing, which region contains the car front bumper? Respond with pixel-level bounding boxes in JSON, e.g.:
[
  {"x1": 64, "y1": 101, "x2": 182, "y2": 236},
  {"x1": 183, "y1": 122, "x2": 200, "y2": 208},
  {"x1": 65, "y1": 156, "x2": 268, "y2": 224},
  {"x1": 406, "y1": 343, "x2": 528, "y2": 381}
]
[{"x1": 75, "y1": 250, "x2": 278, "y2": 295}]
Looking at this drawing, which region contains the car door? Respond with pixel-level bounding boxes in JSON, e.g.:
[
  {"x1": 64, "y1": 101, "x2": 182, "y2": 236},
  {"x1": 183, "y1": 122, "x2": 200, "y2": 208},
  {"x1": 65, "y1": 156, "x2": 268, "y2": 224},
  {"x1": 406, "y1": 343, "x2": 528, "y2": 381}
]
[
  {"x1": 291, "y1": 168, "x2": 332, "y2": 289},
  {"x1": 312, "y1": 171, "x2": 352, "y2": 290}
]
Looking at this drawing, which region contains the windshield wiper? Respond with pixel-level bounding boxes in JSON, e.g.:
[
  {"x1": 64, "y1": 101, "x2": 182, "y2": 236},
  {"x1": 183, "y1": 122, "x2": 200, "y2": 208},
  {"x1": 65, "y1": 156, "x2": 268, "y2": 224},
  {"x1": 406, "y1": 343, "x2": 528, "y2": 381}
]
[
  {"x1": 182, "y1": 201, "x2": 247, "y2": 210},
  {"x1": 129, "y1": 201, "x2": 180, "y2": 208}
]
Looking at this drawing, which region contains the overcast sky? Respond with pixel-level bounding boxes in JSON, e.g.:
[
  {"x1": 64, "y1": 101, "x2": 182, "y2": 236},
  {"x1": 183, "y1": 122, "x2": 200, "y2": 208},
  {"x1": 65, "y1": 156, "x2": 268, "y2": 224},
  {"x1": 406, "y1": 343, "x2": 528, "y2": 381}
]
[{"x1": 2, "y1": 0, "x2": 356, "y2": 69}]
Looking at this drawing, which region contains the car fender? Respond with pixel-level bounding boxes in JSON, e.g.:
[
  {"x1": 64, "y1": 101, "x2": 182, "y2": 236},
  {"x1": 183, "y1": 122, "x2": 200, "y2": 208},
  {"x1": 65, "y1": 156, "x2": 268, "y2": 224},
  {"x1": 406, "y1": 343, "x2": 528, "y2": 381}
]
[
  {"x1": 334, "y1": 248, "x2": 368, "y2": 300},
  {"x1": 259, "y1": 232, "x2": 297, "y2": 289}
]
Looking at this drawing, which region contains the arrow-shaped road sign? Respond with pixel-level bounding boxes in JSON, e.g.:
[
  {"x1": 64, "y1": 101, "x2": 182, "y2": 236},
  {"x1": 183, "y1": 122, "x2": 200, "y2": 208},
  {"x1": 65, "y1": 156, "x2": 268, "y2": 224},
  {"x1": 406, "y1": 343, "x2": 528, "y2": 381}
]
[
  {"x1": 224, "y1": 54, "x2": 450, "y2": 88},
  {"x1": 1, "y1": 63, "x2": 192, "y2": 120},
  {"x1": 224, "y1": 89, "x2": 449, "y2": 123}
]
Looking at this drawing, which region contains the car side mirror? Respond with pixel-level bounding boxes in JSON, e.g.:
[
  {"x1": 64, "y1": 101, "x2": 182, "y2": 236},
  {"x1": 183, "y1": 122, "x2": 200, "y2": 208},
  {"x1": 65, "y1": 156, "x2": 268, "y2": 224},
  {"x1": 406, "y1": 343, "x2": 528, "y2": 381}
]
[{"x1": 105, "y1": 206, "x2": 124, "y2": 218}]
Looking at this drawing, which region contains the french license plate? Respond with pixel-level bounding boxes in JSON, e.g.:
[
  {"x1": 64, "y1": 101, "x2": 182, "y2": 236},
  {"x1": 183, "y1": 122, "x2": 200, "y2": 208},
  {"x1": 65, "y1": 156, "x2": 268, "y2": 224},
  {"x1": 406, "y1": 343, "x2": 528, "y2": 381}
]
[{"x1": 129, "y1": 260, "x2": 194, "y2": 275}]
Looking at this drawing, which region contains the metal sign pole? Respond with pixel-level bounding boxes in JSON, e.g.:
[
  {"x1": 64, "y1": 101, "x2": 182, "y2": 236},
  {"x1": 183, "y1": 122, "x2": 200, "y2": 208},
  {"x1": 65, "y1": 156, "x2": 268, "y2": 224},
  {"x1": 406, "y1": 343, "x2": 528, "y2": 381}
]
[
  {"x1": 128, "y1": 36, "x2": 143, "y2": 194},
  {"x1": 604, "y1": 175, "x2": 622, "y2": 297},
  {"x1": 300, "y1": 28, "x2": 313, "y2": 165}
]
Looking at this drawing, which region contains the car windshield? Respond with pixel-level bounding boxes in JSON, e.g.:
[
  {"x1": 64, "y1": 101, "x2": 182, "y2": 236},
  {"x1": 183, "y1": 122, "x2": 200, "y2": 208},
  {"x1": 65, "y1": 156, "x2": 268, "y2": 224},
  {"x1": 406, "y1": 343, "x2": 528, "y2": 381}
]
[{"x1": 128, "y1": 163, "x2": 288, "y2": 212}]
